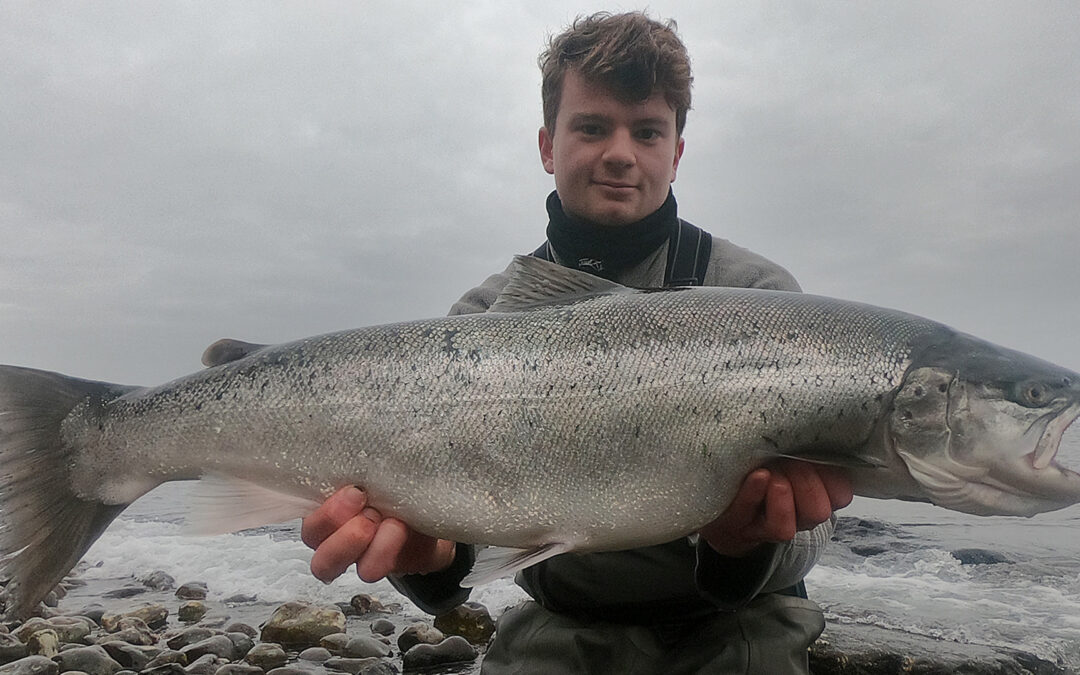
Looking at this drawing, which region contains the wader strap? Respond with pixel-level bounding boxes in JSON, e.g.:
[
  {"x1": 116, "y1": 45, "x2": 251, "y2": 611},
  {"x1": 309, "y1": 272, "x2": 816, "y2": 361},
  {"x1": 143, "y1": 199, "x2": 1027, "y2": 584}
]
[
  {"x1": 665, "y1": 219, "x2": 712, "y2": 287},
  {"x1": 529, "y1": 219, "x2": 712, "y2": 285},
  {"x1": 531, "y1": 241, "x2": 554, "y2": 262}
]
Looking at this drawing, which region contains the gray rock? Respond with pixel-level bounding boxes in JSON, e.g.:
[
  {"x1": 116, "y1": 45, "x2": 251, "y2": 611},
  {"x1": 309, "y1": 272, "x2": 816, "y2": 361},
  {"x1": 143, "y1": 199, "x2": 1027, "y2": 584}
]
[
  {"x1": 347, "y1": 596, "x2": 384, "y2": 616},
  {"x1": 0, "y1": 633, "x2": 30, "y2": 665},
  {"x1": 175, "y1": 584, "x2": 208, "y2": 602},
  {"x1": 144, "y1": 650, "x2": 188, "y2": 669},
  {"x1": 26, "y1": 631, "x2": 59, "y2": 659},
  {"x1": 396, "y1": 624, "x2": 443, "y2": 655},
  {"x1": 265, "y1": 669, "x2": 309, "y2": 675},
  {"x1": 401, "y1": 636, "x2": 476, "y2": 671},
  {"x1": 296, "y1": 648, "x2": 330, "y2": 663},
  {"x1": 322, "y1": 657, "x2": 389, "y2": 675},
  {"x1": 341, "y1": 637, "x2": 390, "y2": 660},
  {"x1": 125, "y1": 606, "x2": 168, "y2": 630},
  {"x1": 177, "y1": 604, "x2": 207, "y2": 624},
  {"x1": 0, "y1": 655, "x2": 59, "y2": 675},
  {"x1": 183, "y1": 654, "x2": 225, "y2": 675},
  {"x1": 166, "y1": 629, "x2": 219, "y2": 652},
  {"x1": 194, "y1": 615, "x2": 230, "y2": 630},
  {"x1": 221, "y1": 596, "x2": 256, "y2": 606},
  {"x1": 951, "y1": 548, "x2": 1013, "y2": 565},
  {"x1": 223, "y1": 635, "x2": 252, "y2": 661},
  {"x1": 96, "y1": 643, "x2": 161, "y2": 671},
  {"x1": 179, "y1": 637, "x2": 237, "y2": 662},
  {"x1": 367, "y1": 621, "x2": 394, "y2": 638},
  {"x1": 42, "y1": 618, "x2": 94, "y2": 645},
  {"x1": 139, "y1": 571, "x2": 176, "y2": 591},
  {"x1": 51, "y1": 645, "x2": 124, "y2": 675},
  {"x1": 260, "y1": 604, "x2": 345, "y2": 649},
  {"x1": 318, "y1": 634, "x2": 348, "y2": 655},
  {"x1": 222, "y1": 625, "x2": 255, "y2": 640},
  {"x1": 211, "y1": 665, "x2": 262, "y2": 675},
  {"x1": 242, "y1": 644, "x2": 286, "y2": 671},
  {"x1": 433, "y1": 603, "x2": 495, "y2": 645},
  {"x1": 101, "y1": 587, "x2": 145, "y2": 600},
  {"x1": 13, "y1": 621, "x2": 51, "y2": 643},
  {"x1": 67, "y1": 607, "x2": 105, "y2": 627},
  {"x1": 141, "y1": 664, "x2": 187, "y2": 675}
]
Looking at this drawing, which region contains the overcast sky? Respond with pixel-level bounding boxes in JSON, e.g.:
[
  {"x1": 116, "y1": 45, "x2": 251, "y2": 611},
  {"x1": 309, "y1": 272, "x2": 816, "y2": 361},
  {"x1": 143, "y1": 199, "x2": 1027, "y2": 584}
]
[{"x1": 2, "y1": 2, "x2": 1078, "y2": 385}]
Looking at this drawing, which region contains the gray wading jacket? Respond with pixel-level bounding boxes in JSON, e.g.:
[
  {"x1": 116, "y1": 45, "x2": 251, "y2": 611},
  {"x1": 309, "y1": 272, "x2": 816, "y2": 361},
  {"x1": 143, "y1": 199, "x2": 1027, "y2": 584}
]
[{"x1": 390, "y1": 237, "x2": 835, "y2": 620}]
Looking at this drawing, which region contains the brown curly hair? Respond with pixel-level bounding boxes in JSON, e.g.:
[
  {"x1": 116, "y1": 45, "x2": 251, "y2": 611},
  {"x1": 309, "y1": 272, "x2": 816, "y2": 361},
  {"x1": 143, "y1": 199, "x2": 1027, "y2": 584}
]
[{"x1": 539, "y1": 11, "x2": 693, "y2": 135}]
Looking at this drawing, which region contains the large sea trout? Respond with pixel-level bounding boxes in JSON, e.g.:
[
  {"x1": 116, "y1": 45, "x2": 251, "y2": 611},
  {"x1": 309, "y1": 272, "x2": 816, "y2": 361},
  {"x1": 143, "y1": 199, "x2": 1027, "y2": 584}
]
[{"x1": 2, "y1": 256, "x2": 1080, "y2": 618}]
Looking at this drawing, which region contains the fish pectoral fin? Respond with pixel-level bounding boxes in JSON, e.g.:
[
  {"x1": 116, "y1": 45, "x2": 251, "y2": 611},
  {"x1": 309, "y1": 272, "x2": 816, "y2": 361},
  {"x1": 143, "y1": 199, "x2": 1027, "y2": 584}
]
[
  {"x1": 201, "y1": 339, "x2": 269, "y2": 367},
  {"x1": 489, "y1": 256, "x2": 632, "y2": 313},
  {"x1": 460, "y1": 542, "x2": 573, "y2": 587},
  {"x1": 184, "y1": 474, "x2": 323, "y2": 535},
  {"x1": 778, "y1": 445, "x2": 887, "y2": 469}
]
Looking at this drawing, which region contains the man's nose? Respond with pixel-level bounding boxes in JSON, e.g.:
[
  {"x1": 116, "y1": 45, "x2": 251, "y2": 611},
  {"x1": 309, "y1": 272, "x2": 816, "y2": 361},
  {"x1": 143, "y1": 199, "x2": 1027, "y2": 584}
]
[{"x1": 602, "y1": 128, "x2": 636, "y2": 168}]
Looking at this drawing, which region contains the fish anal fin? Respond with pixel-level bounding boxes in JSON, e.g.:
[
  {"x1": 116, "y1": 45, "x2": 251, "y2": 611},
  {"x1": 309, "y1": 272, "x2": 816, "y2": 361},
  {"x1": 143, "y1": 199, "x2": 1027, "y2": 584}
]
[
  {"x1": 185, "y1": 474, "x2": 323, "y2": 535},
  {"x1": 201, "y1": 339, "x2": 269, "y2": 368},
  {"x1": 460, "y1": 542, "x2": 572, "y2": 587},
  {"x1": 489, "y1": 256, "x2": 632, "y2": 313}
]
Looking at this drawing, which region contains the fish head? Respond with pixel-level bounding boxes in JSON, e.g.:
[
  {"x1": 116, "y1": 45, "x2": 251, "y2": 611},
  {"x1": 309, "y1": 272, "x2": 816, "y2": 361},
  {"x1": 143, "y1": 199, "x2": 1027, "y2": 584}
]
[{"x1": 887, "y1": 332, "x2": 1080, "y2": 517}]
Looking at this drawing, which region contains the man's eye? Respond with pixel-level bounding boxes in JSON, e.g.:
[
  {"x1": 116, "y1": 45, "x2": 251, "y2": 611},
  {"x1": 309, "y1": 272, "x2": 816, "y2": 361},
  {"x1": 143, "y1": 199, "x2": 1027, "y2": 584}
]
[
  {"x1": 580, "y1": 124, "x2": 603, "y2": 136},
  {"x1": 637, "y1": 129, "x2": 661, "y2": 140}
]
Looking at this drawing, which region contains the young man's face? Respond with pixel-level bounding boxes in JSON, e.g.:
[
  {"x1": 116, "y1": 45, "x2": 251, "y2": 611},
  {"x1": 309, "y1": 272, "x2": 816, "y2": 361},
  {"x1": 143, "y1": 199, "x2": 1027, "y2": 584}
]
[{"x1": 539, "y1": 69, "x2": 685, "y2": 227}]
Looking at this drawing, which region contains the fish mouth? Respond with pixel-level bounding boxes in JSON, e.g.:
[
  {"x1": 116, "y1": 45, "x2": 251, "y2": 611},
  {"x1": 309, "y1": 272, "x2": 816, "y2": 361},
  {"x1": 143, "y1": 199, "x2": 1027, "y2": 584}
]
[{"x1": 1031, "y1": 402, "x2": 1080, "y2": 470}]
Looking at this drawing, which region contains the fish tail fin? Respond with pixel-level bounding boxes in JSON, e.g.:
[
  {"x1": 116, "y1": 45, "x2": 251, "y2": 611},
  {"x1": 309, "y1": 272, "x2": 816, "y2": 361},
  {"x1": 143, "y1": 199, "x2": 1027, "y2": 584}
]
[{"x1": 0, "y1": 365, "x2": 136, "y2": 619}]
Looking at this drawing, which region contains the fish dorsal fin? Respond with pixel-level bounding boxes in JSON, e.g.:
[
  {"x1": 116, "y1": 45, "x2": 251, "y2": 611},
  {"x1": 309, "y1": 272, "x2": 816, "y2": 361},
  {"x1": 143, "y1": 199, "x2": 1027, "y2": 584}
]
[
  {"x1": 489, "y1": 256, "x2": 631, "y2": 313},
  {"x1": 201, "y1": 339, "x2": 269, "y2": 367},
  {"x1": 185, "y1": 474, "x2": 322, "y2": 535},
  {"x1": 460, "y1": 542, "x2": 573, "y2": 587}
]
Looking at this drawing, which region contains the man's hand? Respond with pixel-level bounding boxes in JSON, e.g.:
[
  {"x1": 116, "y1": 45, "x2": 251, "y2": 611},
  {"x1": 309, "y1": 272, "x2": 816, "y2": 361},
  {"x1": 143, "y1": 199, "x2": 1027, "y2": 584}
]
[
  {"x1": 301, "y1": 486, "x2": 457, "y2": 583},
  {"x1": 699, "y1": 461, "x2": 853, "y2": 558}
]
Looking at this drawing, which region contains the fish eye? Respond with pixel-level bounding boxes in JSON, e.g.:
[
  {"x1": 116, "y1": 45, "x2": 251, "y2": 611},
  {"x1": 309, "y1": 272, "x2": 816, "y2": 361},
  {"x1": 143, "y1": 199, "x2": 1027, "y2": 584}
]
[{"x1": 1015, "y1": 381, "x2": 1052, "y2": 407}]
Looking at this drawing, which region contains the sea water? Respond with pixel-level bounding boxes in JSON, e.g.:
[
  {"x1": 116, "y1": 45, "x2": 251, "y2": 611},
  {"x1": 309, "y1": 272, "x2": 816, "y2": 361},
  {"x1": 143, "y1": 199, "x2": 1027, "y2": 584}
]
[{"x1": 66, "y1": 429, "x2": 1080, "y2": 669}]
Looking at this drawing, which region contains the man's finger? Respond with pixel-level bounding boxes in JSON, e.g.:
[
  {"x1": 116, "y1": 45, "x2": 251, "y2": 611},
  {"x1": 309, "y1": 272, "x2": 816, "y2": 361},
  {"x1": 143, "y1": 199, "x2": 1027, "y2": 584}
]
[
  {"x1": 301, "y1": 486, "x2": 368, "y2": 549},
  {"x1": 309, "y1": 508, "x2": 381, "y2": 583},
  {"x1": 763, "y1": 474, "x2": 797, "y2": 542},
  {"x1": 357, "y1": 517, "x2": 409, "y2": 582}
]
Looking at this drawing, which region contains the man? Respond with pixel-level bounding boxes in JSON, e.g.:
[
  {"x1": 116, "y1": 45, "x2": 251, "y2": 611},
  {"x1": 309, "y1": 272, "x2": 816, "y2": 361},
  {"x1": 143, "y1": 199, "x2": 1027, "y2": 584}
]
[{"x1": 303, "y1": 12, "x2": 852, "y2": 673}]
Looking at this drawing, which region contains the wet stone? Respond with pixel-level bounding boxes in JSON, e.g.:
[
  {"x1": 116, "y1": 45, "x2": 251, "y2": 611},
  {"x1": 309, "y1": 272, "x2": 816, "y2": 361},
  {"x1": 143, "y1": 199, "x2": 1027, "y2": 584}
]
[
  {"x1": 322, "y1": 657, "x2": 391, "y2": 675},
  {"x1": 142, "y1": 664, "x2": 187, "y2": 675},
  {"x1": 951, "y1": 548, "x2": 1013, "y2": 565},
  {"x1": 0, "y1": 655, "x2": 59, "y2": 675},
  {"x1": 260, "y1": 604, "x2": 345, "y2": 649},
  {"x1": 166, "y1": 629, "x2": 219, "y2": 651},
  {"x1": 433, "y1": 603, "x2": 495, "y2": 645},
  {"x1": 0, "y1": 633, "x2": 30, "y2": 664},
  {"x1": 184, "y1": 653, "x2": 226, "y2": 675},
  {"x1": 265, "y1": 669, "x2": 309, "y2": 675},
  {"x1": 175, "y1": 584, "x2": 209, "y2": 602},
  {"x1": 138, "y1": 572, "x2": 176, "y2": 592},
  {"x1": 224, "y1": 634, "x2": 253, "y2": 661},
  {"x1": 348, "y1": 596, "x2": 384, "y2": 616},
  {"x1": 223, "y1": 625, "x2": 256, "y2": 640},
  {"x1": 26, "y1": 632, "x2": 59, "y2": 659},
  {"x1": 243, "y1": 644, "x2": 287, "y2": 671},
  {"x1": 97, "y1": 643, "x2": 160, "y2": 671},
  {"x1": 180, "y1": 636, "x2": 237, "y2": 662},
  {"x1": 296, "y1": 648, "x2": 330, "y2": 663},
  {"x1": 51, "y1": 645, "x2": 124, "y2": 675},
  {"x1": 396, "y1": 624, "x2": 443, "y2": 655},
  {"x1": 401, "y1": 636, "x2": 477, "y2": 671},
  {"x1": 319, "y1": 634, "x2": 348, "y2": 655},
  {"x1": 101, "y1": 587, "x2": 145, "y2": 601},
  {"x1": 211, "y1": 665, "x2": 263, "y2": 675},
  {"x1": 178, "y1": 603, "x2": 207, "y2": 624},
  {"x1": 222, "y1": 595, "x2": 256, "y2": 606},
  {"x1": 368, "y1": 621, "x2": 394, "y2": 637},
  {"x1": 341, "y1": 637, "x2": 390, "y2": 659},
  {"x1": 144, "y1": 650, "x2": 188, "y2": 669}
]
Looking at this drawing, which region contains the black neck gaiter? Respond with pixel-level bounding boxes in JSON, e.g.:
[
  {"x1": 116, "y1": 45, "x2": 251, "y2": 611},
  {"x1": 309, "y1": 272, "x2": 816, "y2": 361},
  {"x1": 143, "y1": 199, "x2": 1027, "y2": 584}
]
[{"x1": 544, "y1": 190, "x2": 678, "y2": 280}]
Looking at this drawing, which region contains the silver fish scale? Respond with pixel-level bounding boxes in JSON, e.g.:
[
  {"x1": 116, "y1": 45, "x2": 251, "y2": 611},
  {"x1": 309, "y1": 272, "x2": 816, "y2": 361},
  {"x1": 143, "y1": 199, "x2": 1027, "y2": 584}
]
[{"x1": 64, "y1": 286, "x2": 940, "y2": 549}]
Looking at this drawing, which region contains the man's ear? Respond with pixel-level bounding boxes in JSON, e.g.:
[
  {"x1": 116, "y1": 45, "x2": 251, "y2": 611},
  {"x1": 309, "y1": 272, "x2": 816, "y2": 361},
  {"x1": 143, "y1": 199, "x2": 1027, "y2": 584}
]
[
  {"x1": 539, "y1": 126, "x2": 555, "y2": 175},
  {"x1": 671, "y1": 137, "x2": 685, "y2": 183}
]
